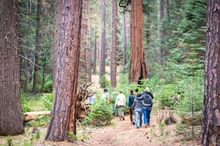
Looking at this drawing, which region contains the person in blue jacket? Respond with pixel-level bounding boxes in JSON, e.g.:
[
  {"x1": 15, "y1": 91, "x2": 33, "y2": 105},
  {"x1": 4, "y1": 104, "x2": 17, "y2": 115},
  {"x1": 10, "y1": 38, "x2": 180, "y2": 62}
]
[
  {"x1": 128, "y1": 90, "x2": 135, "y2": 125},
  {"x1": 132, "y1": 93, "x2": 143, "y2": 128},
  {"x1": 142, "y1": 88, "x2": 153, "y2": 127}
]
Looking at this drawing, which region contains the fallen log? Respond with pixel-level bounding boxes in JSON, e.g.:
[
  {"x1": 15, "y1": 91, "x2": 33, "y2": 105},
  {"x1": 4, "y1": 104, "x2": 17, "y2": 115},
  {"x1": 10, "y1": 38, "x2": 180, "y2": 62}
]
[
  {"x1": 24, "y1": 111, "x2": 50, "y2": 122},
  {"x1": 181, "y1": 112, "x2": 202, "y2": 126}
]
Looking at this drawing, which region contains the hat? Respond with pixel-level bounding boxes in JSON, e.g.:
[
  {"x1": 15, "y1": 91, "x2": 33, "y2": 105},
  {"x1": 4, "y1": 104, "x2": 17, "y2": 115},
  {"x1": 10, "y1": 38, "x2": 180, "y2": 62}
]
[{"x1": 145, "y1": 87, "x2": 150, "y2": 92}]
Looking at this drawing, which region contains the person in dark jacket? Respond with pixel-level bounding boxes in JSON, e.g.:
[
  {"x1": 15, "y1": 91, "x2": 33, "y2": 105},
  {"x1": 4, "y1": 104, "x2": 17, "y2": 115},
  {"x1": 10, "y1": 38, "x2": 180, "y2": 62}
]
[
  {"x1": 128, "y1": 90, "x2": 135, "y2": 124},
  {"x1": 142, "y1": 89, "x2": 153, "y2": 127},
  {"x1": 132, "y1": 93, "x2": 143, "y2": 128}
]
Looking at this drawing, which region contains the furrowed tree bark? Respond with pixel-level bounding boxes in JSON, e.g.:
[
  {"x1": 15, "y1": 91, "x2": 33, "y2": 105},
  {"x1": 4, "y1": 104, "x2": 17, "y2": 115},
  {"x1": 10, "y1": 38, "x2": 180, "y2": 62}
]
[
  {"x1": 0, "y1": 0, "x2": 24, "y2": 136},
  {"x1": 202, "y1": 0, "x2": 220, "y2": 145},
  {"x1": 129, "y1": 0, "x2": 147, "y2": 83},
  {"x1": 122, "y1": 12, "x2": 127, "y2": 74},
  {"x1": 45, "y1": 0, "x2": 82, "y2": 141},
  {"x1": 110, "y1": 0, "x2": 117, "y2": 87},
  {"x1": 32, "y1": 0, "x2": 42, "y2": 94},
  {"x1": 99, "y1": 0, "x2": 106, "y2": 82}
]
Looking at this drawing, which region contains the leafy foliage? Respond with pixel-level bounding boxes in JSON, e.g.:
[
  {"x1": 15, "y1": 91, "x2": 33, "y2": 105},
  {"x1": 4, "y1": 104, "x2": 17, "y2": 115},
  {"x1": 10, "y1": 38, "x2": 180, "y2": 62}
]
[
  {"x1": 20, "y1": 92, "x2": 31, "y2": 113},
  {"x1": 100, "y1": 75, "x2": 111, "y2": 88},
  {"x1": 42, "y1": 93, "x2": 54, "y2": 111},
  {"x1": 83, "y1": 99, "x2": 113, "y2": 126}
]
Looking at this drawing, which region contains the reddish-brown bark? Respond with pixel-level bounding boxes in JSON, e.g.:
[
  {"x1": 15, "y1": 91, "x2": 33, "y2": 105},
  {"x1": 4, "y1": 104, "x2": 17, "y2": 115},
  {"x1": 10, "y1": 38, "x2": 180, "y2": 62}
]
[
  {"x1": 202, "y1": 0, "x2": 220, "y2": 145},
  {"x1": 129, "y1": 0, "x2": 147, "y2": 83},
  {"x1": 46, "y1": 0, "x2": 82, "y2": 141}
]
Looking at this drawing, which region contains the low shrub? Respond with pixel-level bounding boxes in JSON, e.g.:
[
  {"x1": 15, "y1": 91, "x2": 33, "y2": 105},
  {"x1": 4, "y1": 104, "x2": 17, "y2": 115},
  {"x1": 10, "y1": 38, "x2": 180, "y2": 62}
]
[
  {"x1": 83, "y1": 99, "x2": 113, "y2": 126},
  {"x1": 100, "y1": 75, "x2": 110, "y2": 88}
]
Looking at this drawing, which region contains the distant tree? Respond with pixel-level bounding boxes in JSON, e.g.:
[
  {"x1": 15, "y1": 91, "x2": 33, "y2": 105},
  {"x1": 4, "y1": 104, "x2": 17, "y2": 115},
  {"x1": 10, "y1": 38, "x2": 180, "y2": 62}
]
[
  {"x1": 46, "y1": 0, "x2": 82, "y2": 141},
  {"x1": 0, "y1": 0, "x2": 24, "y2": 135},
  {"x1": 99, "y1": 0, "x2": 106, "y2": 82},
  {"x1": 157, "y1": 0, "x2": 166, "y2": 77},
  {"x1": 122, "y1": 12, "x2": 127, "y2": 74},
  {"x1": 202, "y1": 0, "x2": 220, "y2": 145},
  {"x1": 93, "y1": 32, "x2": 97, "y2": 74},
  {"x1": 32, "y1": 0, "x2": 42, "y2": 94},
  {"x1": 110, "y1": 0, "x2": 117, "y2": 87},
  {"x1": 81, "y1": 0, "x2": 91, "y2": 82},
  {"x1": 129, "y1": 0, "x2": 147, "y2": 83}
]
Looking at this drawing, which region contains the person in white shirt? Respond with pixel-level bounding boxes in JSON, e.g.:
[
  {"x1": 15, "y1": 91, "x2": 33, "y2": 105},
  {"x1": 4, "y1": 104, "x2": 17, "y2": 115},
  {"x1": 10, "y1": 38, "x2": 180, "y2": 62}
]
[{"x1": 115, "y1": 91, "x2": 126, "y2": 120}]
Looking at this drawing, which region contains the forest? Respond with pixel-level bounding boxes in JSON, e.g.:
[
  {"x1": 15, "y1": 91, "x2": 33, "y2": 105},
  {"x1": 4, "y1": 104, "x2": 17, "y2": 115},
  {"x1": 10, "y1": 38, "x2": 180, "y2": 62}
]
[{"x1": 0, "y1": 0, "x2": 219, "y2": 146}]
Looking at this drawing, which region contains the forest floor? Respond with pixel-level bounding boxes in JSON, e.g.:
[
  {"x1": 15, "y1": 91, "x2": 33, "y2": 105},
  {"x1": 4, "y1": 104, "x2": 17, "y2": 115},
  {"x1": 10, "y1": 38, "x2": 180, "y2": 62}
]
[
  {"x1": 0, "y1": 110, "x2": 200, "y2": 146},
  {"x1": 0, "y1": 67, "x2": 201, "y2": 146}
]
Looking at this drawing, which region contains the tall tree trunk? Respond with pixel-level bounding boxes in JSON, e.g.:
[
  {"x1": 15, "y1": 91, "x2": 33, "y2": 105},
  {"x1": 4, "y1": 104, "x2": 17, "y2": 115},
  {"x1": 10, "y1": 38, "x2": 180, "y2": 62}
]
[
  {"x1": 122, "y1": 12, "x2": 127, "y2": 74},
  {"x1": 93, "y1": 32, "x2": 97, "y2": 74},
  {"x1": 0, "y1": 0, "x2": 24, "y2": 136},
  {"x1": 46, "y1": 0, "x2": 82, "y2": 141},
  {"x1": 99, "y1": 0, "x2": 106, "y2": 82},
  {"x1": 86, "y1": 49, "x2": 92, "y2": 82},
  {"x1": 32, "y1": 0, "x2": 42, "y2": 94},
  {"x1": 110, "y1": 0, "x2": 117, "y2": 87},
  {"x1": 157, "y1": 0, "x2": 165, "y2": 78},
  {"x1": 81, "y1": 0, "x2": 90, "y2": 82},
  {"x1": 86, "y1": 3, "x2": 92, "y2": 82},
  {"x1": 86, "y1": 22, "x2": 92, "y2": 82},
  {"x1": 202, "y1": 0, "x2": 220, "y2": 145},
  {"x1": 129, "y1": 0, "x2": 147, "y2": 83}
]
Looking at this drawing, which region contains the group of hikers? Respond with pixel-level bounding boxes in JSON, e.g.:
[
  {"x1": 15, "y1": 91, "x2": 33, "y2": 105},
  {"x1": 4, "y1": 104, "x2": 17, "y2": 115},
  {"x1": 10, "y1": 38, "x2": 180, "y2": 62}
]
[
  {"x1": 115, "y1": 88, "x2": 154, "y2": 129},
  {"x1": 88, "y1": 88, "x2": 154, "y2": 129}
]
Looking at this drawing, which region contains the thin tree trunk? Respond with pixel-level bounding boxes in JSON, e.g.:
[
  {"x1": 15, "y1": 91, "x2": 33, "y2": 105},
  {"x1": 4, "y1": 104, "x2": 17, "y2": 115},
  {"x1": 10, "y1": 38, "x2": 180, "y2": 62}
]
[
  {"x1": 86, "y1": 3, "x2": 92, "y2": 82},
  {"x1": 93, "y1": 32, "x2": 97, "y2": 74},
  {"x1": 122, "y1": 12, "x2": 127, "y2": 74},
  {"x1": 99, "y1": 0, "x2": 106, "y2": 82},
  {"x1": 129, "y1": 0, "x2": 147, "y2": 83},
  {"x1": 32, "y1": 0, "x2": 42, "y2": 94},
  {"x1": 41, "y1": 60, "x2": 46, "y2": 92},
  {"x1": 0, "y1": 0, "x2": 24, "y2": 136},
  {"x1": 81, "y1": 0, "x2": 90, "y2": 82},
  {"x1": 110, "y1": 0, "x2": 117, "y2": 87},
  {"x1": 46, "y1": 0, "x2": 82, "y2": 141},
  {"x1": 202, "y1": 0, "x2": 220, "y2": 145},
  {"x1": 157, "y1": 0, "x2": 165, "y2": 78}
]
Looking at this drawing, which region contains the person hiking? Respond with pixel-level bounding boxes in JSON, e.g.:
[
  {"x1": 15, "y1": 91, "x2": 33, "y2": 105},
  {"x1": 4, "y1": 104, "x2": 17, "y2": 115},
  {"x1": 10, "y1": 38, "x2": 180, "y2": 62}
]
[
  {"x1": 115, "y1": 91, "x2": 126, "y2": 120},
  {"x1": 88, "y1": 92, "x2": 96, "y2": 105},
  {"x1": 142, "y1": 88, "x2": 153, "y2": 127},
  {"x1": 132, "y1": 93, "x2": 143, "y2": 128},
  {"x1": 128, "y1": 90, "x2": 135, "y2": 125},
  {"x1": 101, "y1": 89, "x2": 109, "y2": 103},
  {"x1": 134, "y1": 88, "x2": 139, "y2": 96}
]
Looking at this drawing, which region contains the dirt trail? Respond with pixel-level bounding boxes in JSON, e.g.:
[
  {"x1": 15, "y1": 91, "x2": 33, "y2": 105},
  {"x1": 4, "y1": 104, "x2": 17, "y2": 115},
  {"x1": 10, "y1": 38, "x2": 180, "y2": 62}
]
[{"x1": 79, "y1": 115, "x2": 161, "y2": 146}]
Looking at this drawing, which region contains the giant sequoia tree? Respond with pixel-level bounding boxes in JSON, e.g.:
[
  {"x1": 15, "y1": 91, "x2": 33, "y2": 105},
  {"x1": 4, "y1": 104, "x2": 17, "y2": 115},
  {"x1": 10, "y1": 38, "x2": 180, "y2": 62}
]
[
  {"x1": 129, "y1": 0, "x2": 147, "y2": 83},
  {"x1": 202, "y1": 0, "x2": 220, "y2": 145},
  {"x1": 46, "y1": 0, "x2": 82, "y2": 141},
  {"x1": 0, "y1": 0, "x2": 24, "y2": 135}
]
